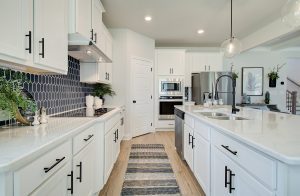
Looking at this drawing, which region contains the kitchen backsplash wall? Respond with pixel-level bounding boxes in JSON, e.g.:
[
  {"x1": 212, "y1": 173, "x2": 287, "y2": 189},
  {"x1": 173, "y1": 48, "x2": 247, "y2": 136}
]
[{"x1": 0, "y1": 56, "x2": 94, "y2": 116}]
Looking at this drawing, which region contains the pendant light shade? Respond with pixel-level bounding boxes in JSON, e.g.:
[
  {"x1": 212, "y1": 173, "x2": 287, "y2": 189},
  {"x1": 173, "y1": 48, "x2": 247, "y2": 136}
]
[
  {"x1": 221, "y1": 0, "x2": 242, "y2": 58},
  {"x1": 282, "y1": 0, "x2": 300, "y2": 27},
  {"x1": 221, "y1": 37, "x2": 242, "y2": 58}
]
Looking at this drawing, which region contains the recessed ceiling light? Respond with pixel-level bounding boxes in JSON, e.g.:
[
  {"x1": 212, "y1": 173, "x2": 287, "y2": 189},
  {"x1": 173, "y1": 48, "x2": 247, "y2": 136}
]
[
  {"x1": 197, "y1": 29, "x2": 205, "y2": 34},
  {"x1": 145, "y1": 16, "x2": 152, "y2": 22}
]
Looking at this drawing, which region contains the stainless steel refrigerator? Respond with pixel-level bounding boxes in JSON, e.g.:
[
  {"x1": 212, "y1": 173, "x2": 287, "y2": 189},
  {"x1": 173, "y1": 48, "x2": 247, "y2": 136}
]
[{"x1": 192, "y1": 72, "x2": 233, "y2": 105}]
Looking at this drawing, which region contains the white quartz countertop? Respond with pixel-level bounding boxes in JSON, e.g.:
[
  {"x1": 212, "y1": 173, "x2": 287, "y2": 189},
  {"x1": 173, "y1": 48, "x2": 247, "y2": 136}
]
[
  {"x1": 0, "y1": 108, "x2": 121, "y2": 172},
  {"x1": 175, "y1": 105, "x2": 300, "y2": 165}
]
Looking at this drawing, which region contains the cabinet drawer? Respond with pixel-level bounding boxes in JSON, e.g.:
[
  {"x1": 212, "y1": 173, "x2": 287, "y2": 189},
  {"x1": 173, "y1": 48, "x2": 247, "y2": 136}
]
[
  {"x1": 194, "y1": 119, "x2": 210, "y2": 141},
  {"x1": 185, "y1": 114, "x2": 194, "y2": 129},
  {"x1": 14, "y1": 140, "x2": 72, "y2": 196},
  {"x1": 73, "y1": 126, "x2": 96, "y2": 155},
  {"x1": 105, "y1": 112, "x2": 120, "y2": 134},
  {"x1": 211, "y1": 130, "x2": 276, "y2": 190}
]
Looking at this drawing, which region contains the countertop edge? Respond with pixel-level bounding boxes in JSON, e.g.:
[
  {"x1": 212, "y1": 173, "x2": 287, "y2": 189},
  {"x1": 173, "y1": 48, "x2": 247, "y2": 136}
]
[{"x1": 0, "y1": 107, "x2": 122, "y2": 173}]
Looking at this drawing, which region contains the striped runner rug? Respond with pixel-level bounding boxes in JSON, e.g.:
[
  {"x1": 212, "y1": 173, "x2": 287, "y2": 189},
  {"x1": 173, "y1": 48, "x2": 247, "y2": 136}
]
[{"x1": 121, "y1": 144, "x2": 181, "y2": 196}]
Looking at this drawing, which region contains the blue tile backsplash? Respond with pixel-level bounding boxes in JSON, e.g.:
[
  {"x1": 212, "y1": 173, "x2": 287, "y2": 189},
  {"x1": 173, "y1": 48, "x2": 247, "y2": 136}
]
[{"x1": 1, "y1": 56, "x2": 94, "y2": 116}]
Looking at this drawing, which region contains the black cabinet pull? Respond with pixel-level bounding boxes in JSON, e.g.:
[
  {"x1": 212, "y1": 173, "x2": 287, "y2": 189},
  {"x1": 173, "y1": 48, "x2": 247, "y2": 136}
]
[
  {"x1": 94, "y1": 32, "x2": 97, "y2": 43},
  {"x1": 113, "y1": 131, "x2": 117, "y2": 143},
  {"x1": 221, "y1": 145, "x2": 237, "y2": 155},
  {"x1": 76, "y1": 162, "x2": 82, "y2": 182},
  {"x1": 116, "y1": 129, "x2": 119, "y2": 140},
  {"x1": 83, "y1": 134, "x2": 94, "y2": 142},
  {"x1": 25, "y1": 31, "x2": 32, "y2": 54},
  {"x1": 133, "y1": 100, "x2": 136, "y2": 103},
  {"x1": 225, "y1": 166, "x2": 229, "y2": 188},
  {"x1": 105, "y1": 72, "x2": 108, "y2": 80},
  {"x1": 44, "y1": 156, "x2": 65, "y2": 173},
  {"x1": 229, "y1": 169, "x2": 235, "y2": 193},
  {"x1": 91, "y1": 29, "x2": 94, "y2": 41},
  {"x1": 67, "y1": 171, "x2": 73, "y2": 194},
  {"x1": 39, "y1": 38, "x2": 45, "y2": 58},
  {"x1": 188, "y1": 133, "x2": 192, "y2": 145},
  {"x1": 192, "y1": 136, "x2": 195, "y2": 149},
  {"x1": 108, "y1": 73, "x2": 110, "y2": 80}
]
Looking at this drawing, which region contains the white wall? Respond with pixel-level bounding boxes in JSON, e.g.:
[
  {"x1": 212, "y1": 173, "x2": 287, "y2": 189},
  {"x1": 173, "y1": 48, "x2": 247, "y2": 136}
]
[
  {"x1": 287, "y1": 58, "x2": 300, "y2": 84},
  {"x1": 224, "y1": 50, "x2": 287, "y2": 111},
  {"x1": 106, "y1": 29, "x2": 155, "y2": 139}
]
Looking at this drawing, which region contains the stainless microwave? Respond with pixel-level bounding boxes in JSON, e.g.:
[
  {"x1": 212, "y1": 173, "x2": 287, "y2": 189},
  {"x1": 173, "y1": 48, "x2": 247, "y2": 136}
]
[{"x1": 159, "y1": 78, "x2": 183, "y2": 96}]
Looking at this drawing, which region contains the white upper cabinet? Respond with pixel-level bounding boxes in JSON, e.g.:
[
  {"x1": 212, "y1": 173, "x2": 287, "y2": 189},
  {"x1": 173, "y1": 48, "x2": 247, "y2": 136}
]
[
  {"x1": 80, "y1": 62, "x2": 112, "y2": 84},
  {"x1": 189, "y1": 52, "x2": 223, "y2": 73},
  {"x1": 0, "y1": 0, "x2": 33, "y2": 63},
  {"x1": 69, "y1": 0, "x2": 92, "y2": 42},
  {"x1": 34, "y1": 0, "x2": 68, "y2": 74},
  {"x1": 0, "y1": 0, "x2": 68, "y2": 74},
  {"x1": 92, "y1": 0, "x2": 103, "y2": 48},
  {"x1": 156, "y1": 49, "x2": 185, "y2": 76}
]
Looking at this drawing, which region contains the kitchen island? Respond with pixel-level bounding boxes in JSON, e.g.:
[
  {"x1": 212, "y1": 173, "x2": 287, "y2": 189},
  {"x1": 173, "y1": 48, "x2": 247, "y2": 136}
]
[{"x1": 175, "y1": 105, "x2": 300, "y2": 196}]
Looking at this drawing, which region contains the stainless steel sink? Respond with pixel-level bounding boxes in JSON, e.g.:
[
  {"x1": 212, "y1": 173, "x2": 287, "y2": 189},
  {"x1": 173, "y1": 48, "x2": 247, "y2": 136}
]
[
  {"x1": 197, "y1": 112, "x2": 228, "y2": 117},
  {"x1": 207, "y1": 116, "x2": 248, "y2": 120}
]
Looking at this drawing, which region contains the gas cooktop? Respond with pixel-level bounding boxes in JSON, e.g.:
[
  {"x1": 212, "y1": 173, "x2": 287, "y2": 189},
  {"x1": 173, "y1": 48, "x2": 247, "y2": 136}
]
[{"x1": 51, "y1": 108, "x2": 114, "y2": 118}]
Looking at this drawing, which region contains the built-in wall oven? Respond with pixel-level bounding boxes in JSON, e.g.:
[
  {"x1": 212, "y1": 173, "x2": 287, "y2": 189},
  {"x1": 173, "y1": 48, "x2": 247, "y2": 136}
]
[{"x1": 159, "y1": 96, "x2": 183, "y2": 120}]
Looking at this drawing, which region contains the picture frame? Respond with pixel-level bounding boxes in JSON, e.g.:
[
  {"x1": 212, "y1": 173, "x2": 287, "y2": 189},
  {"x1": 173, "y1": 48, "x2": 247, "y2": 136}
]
[{"x1": 242, "y1": 67, "x2": 264, "y2": 96}]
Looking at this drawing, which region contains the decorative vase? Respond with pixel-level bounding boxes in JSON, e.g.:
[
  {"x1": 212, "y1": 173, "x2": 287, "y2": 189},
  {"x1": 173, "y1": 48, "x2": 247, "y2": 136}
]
[{"x1": 269, "y1": 78, "x2": 277, "y2": 88}]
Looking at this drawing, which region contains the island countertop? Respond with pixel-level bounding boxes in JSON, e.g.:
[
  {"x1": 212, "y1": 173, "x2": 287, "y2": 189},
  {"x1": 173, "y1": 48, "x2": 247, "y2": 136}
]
[
  {"x1": 0, "y1": 107, "x2": 121, "y2": 172},
  {"x1": 175, "y1": 105, "x2": 300, "y2": 165}
]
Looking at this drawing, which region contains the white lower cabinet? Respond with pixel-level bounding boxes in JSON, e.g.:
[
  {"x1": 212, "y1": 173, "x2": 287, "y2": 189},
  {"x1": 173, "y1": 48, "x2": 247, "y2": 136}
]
[
  {"x1": 184, "y1": 124, "x2": 194, "y2": 170},
  {"x1": 193, "y1": 131, "x2": 210, "y2": 194},
  {"x1": 211, "y1": 146, "x2": 274, "y2": 196},
  {"x1": 104, "y1": 122, "x2": 121, "y2": 183},
  {"x1": 73, "y1": 138, "x2": 96, "y2": 196},
  {"x1": 30, "y1": 162, "x2": 72, "y2": 196}
]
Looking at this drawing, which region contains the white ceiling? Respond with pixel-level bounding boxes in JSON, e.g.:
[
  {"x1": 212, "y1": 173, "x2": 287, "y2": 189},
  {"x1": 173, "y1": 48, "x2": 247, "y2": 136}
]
[{"x1": 101, "y1": 0, "x2": 286, "y2": 47}]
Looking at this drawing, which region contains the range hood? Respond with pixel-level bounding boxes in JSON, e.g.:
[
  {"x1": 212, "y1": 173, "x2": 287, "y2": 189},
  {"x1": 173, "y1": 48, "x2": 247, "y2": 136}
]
[{"x1": 68, "y1": 34, "x2": 112, "y2": 63}]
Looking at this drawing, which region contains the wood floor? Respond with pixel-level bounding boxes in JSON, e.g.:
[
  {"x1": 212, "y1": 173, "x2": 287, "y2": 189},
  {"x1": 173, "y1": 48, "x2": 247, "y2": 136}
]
[{"x1": 99, "y1": 131, "x2": 205, "y2": 196}]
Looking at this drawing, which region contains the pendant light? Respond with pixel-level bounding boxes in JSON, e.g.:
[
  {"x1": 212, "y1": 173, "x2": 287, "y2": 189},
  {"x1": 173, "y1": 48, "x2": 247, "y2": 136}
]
[
  {"x1": 282, "y1": 0, "x2": 300, "y2": 28},
  {"x1": 221, "y1": 0, "x2": 242, "y2": 58}
]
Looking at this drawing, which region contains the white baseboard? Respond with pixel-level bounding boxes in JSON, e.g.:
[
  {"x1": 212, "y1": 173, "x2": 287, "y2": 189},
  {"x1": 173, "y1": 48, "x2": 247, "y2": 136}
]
[{"x1": 155, "y1": 128, "x2": 175, "y2": 132}]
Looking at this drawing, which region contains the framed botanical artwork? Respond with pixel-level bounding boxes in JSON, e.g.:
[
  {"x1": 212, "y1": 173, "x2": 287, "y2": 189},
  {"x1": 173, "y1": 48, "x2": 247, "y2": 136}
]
[{"x1": 242, "y1": 67, "x2": 264, "y2": 96}]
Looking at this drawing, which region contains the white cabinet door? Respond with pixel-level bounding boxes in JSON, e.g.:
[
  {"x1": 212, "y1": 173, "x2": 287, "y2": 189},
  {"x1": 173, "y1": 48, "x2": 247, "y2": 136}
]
[
  {"x1": 0, "y1": 0, "x2": 32, "y2": 63},
  {"x1": 104, "y1": 129, "x2": 114, "y2": 183},
  {"x1": 34, "y1": 0, "x2": 68, "y2": 73},
  {"x1": 193, "y1": 131, "x2": 210, "y2": 195},
  {"x1": 75, "y1": 0, "x2": 92, "y2": 40},
  {"x1": 73, "y1": 140, "x2": 96, "y2": 196},
  {"x1": 206, "y1": 52, "x2": 223, "y2": 72},
  {"x1": 92, "y1": 0, "x2": 103, "y2": 49},
  {"x1": 191, "y1": 53, "x2": 206, "y2": 73},
  {"x1": 30, "y1": 162, "x2": 72, "y2": 196},
  {"x1": 105, "y1": 32, "x2": 113, "y2": 60},
  {"x1": 211, "y1": 146, "x2": 274, "y2": 196},
  {"x1": 184, "y1": 125, "x2": 194, "y2": 170},
  {"x1": 156, "y1": 50, "x2": 185, "y2": 76}
]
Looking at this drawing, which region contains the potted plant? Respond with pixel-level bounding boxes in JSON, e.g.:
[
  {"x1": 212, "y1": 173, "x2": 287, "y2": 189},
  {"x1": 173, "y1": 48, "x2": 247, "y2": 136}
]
[
  {"x1": 92, "y1": 83, "x2": 116, "y2": 104},
  {"x1": 267, "y1": 63, "x2": 285, "y2": 88},
  {"x1": 0, "y1": 70, "x2": 37, "y2": 125}
]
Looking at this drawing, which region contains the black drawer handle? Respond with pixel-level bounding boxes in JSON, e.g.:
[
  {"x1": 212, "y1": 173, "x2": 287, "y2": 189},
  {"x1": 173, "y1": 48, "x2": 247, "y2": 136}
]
[
  {"x1": 67, "y1": 171, "x2": 73, "y2": 194},
  {"x1": 221, "y1": 145, "x2": 237, "y2": 155},
  {"x1": 76, "y1": 162, "x2": 82, "y2": 182},
  {"x1": 25, "y1": 31, "x2": 32, "y2": 54},
  {"x1": 83, "y1": 134, "x2": 94, "y2": 142},
  {"x1": 116, "y1": 129, "x2": 119, "y2": 140},
  {"x1": 44, "y1": 156, "x2": 65, "y2": 173},
  {"x1": 39, "y1": 38, "x2": 45, "y2": 58}
]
